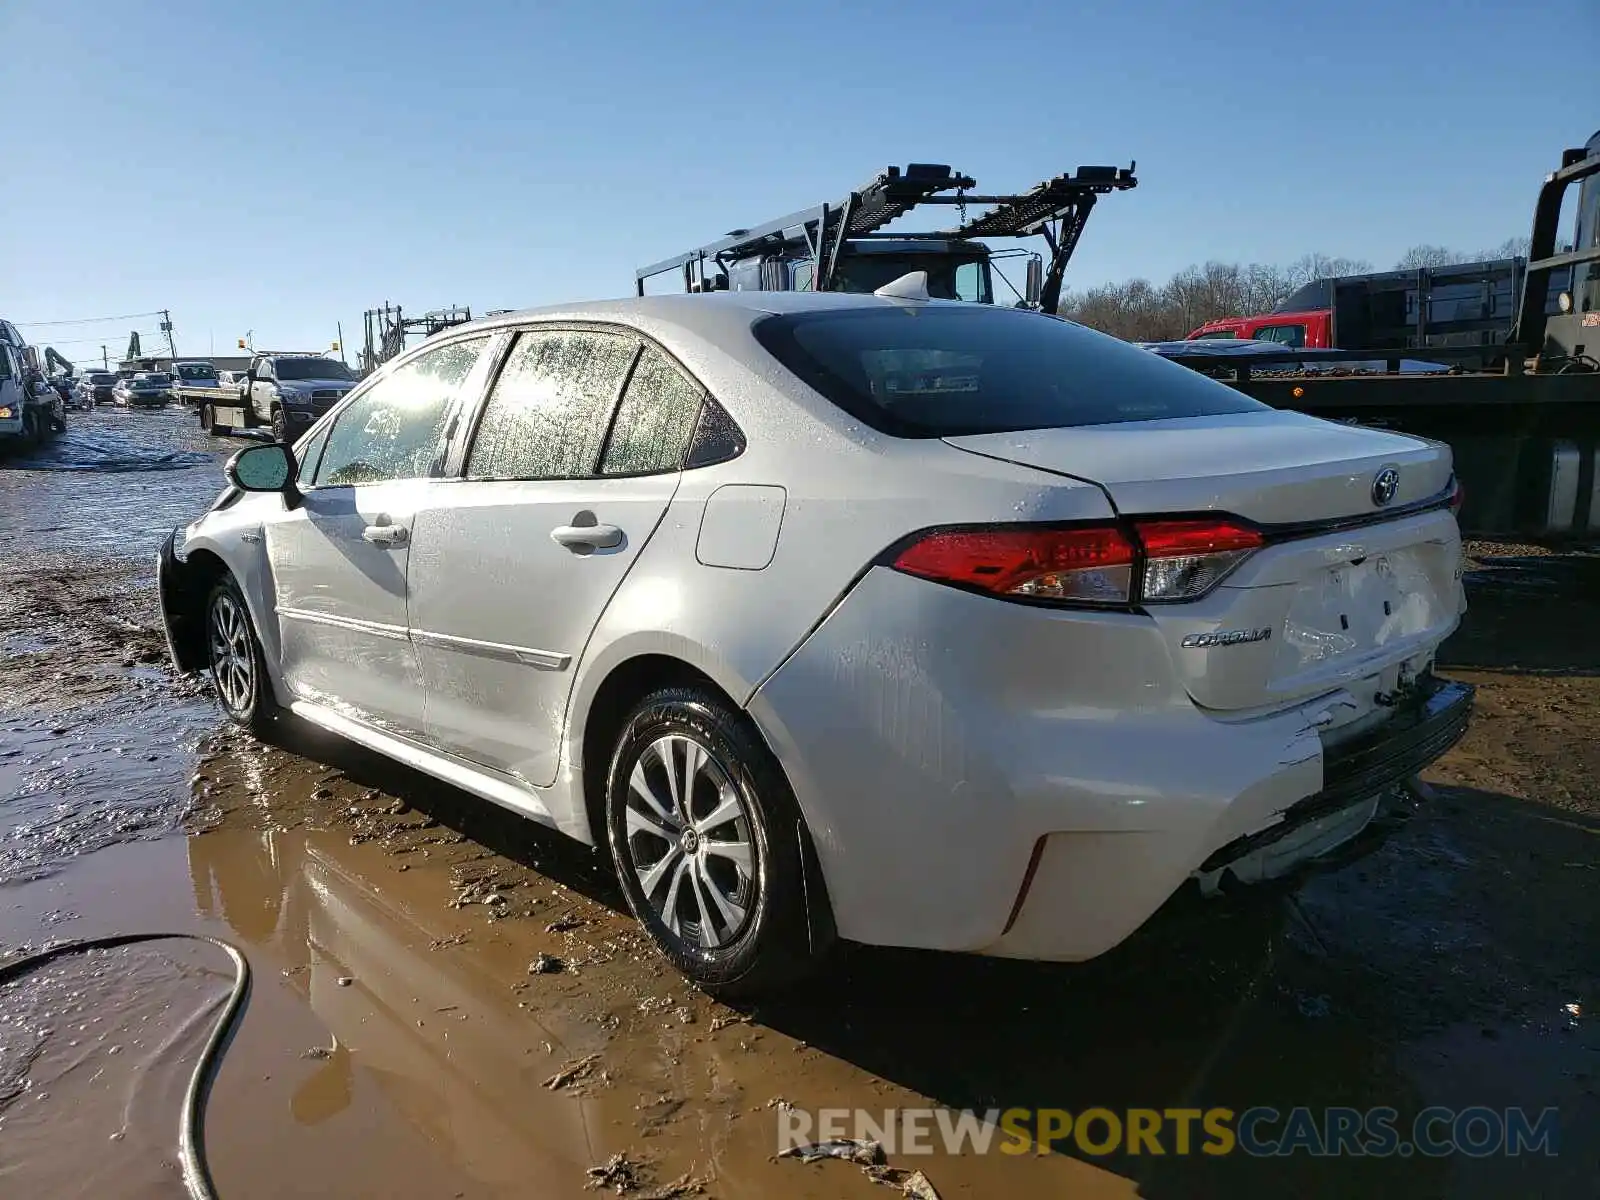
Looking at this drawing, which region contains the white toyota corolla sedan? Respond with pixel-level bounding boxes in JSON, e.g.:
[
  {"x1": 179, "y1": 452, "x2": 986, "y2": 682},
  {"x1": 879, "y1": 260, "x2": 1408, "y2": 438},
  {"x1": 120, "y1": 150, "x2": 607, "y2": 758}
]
[{"x1": 158, "y1": 289, "x2": 1474, "y2": 995}]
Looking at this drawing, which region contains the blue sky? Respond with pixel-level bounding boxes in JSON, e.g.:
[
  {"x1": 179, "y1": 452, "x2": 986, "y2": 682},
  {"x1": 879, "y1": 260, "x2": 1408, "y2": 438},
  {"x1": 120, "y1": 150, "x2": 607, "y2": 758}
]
[{"x1": 1, "y1": 0, "x2": 1590, "y2": 361}]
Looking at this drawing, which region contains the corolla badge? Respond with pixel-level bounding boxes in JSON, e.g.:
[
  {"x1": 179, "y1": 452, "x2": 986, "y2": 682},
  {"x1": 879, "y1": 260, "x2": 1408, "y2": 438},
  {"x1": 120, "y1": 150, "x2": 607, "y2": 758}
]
[
  {"x1": 1371, "y1": 466, "x2": 1401, "y2": 507},
  {"x1": 1181, "y1": 628, "x2": 1273, "y2": 649}
]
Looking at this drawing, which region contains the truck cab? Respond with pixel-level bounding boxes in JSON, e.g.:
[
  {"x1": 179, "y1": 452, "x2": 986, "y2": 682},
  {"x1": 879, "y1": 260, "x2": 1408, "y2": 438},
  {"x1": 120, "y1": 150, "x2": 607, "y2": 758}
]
[
  {"x1": 724, "y1": 238, "x2": 996, "y2": 303},
  {"x1": 1187, "y1": 311, "x2": 1333, "y2": 348},
  {"x1": 245, "y1": 354, "x2": 359, "y2": 441}
]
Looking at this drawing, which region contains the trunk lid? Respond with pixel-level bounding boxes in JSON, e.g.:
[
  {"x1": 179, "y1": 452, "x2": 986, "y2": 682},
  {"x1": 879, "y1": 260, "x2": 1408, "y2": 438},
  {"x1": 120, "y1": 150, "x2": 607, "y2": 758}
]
[
  {"x1": 945, "y1": 411, "x2": 1464, "y2": 712},
  {"x1": 943, "y1": 409, "x2": 1451, "y2": 524}
]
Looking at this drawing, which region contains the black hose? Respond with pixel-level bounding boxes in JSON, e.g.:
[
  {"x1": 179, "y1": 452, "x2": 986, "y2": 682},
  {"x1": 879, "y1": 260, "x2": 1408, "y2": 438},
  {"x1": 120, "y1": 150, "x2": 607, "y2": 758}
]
[{"x1": 0, "y1": 933, "x2": 251, "y2": 1200}]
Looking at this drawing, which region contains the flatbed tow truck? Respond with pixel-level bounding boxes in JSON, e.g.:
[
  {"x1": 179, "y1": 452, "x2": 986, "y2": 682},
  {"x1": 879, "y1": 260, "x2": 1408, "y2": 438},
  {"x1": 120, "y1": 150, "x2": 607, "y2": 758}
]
[{"x1": 1148, "y1": 130, "x2": 1600, "y2": 542}]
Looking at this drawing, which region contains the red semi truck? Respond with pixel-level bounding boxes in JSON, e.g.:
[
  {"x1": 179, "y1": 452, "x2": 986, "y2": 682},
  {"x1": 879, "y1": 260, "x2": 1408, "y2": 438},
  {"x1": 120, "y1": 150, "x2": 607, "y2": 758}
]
[{"x1": 1185, "y1": 257, "x2": 1568, "y2": 368}]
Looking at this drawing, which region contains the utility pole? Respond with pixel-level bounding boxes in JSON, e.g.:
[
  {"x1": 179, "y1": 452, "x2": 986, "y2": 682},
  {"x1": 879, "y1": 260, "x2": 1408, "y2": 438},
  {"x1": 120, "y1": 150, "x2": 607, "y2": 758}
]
[
  {"x1": 101, "y1": 345, "x2": 108, "y2": 370},
  {"x1": 336, "y1": 321, "x2": 346, "y2": 365},
  {"x1": 161, "y1": 309, "x2": 177, "y2": 362}
]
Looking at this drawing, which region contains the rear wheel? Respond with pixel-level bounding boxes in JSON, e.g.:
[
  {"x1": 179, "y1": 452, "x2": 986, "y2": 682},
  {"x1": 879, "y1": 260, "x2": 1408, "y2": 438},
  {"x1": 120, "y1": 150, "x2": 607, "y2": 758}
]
[
  {"x1": 205, "y1": 576, "x2": 280, "y2": 736},
  {"x1": 605, "y1": 687, "x2": 831, "y2": 997}
]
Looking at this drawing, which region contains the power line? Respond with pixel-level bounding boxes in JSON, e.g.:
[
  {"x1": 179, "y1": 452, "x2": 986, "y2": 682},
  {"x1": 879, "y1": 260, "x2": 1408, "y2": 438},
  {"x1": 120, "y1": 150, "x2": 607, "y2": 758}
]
[
  {"x1": 16, "y1": 310, "x2": 165, "y2": 328},
  {"x1": 34, "y1": 332, "x2": 164, "y2": 347}
]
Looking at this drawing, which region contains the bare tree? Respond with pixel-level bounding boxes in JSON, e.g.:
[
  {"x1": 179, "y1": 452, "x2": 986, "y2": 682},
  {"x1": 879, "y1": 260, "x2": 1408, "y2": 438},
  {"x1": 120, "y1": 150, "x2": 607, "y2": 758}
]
[
  {"x1": 1286, "y1": 253, "x2": 1374, "y2": 288},
  {"x1": 1480, "y1": 235, "x2": 1532, "y2": 260},
  {"x1": 1395, "y1": 244, "x2": 1471, "y2": 270}
]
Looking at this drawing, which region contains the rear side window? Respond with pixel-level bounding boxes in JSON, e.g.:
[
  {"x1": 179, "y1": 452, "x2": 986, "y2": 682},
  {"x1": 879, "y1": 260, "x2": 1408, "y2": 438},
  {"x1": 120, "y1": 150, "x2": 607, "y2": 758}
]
[
  {"x1": 599, "y1": 344, "x2": 703, "y2": 476},
  {"x1": 752, "y1": 306, "x2": 1267, "y2": 438},
  {"x1": 467, "y1": 329, "x2": 638, "y2": 480}
]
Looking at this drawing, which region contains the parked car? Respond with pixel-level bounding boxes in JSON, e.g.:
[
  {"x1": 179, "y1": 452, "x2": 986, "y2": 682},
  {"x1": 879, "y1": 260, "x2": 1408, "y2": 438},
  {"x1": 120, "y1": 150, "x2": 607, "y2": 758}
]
[
  {"x1": 143, "y1": 370, "x2": 174, "y2": 399},
  {"x1": 156, "y1": 291, "x2": 1474, "y2": 996},
  {"x1": 114, "y1": 373, "x2": 169, "y2": 408},
  {"x1": 78, "y1": 372, "x2": 119, "y2": 406}
]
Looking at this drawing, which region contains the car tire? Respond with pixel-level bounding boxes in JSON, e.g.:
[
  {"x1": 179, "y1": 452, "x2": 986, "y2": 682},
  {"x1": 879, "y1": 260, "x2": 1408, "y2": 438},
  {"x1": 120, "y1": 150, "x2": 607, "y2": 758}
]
[
  {"x1": 205, "y1": 575, "x2": 280, "y2": 736},
  {"x1": 201, "y1": 403, "x2": 227, "y2": 437},
  {"x1": 270, "y1": 406, "x2": 288, "y2": 443},
  {"x1": 605, "y1": 686, "x2": 831, "y2": 997}
]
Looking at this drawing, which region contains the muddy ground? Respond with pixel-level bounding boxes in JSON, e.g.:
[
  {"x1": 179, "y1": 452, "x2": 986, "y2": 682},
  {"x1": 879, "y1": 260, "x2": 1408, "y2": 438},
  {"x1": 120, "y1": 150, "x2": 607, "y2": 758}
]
[{"x1": 0, "y1": 407, "x2": 1595, "y2": 1199}]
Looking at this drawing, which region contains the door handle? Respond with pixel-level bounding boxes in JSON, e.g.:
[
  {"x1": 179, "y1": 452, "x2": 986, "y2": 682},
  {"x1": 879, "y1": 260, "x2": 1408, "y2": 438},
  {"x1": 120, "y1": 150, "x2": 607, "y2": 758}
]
[
  {"x1": 551, "y1": 523, "x2": 622, "y2": 550},
  {"x1": 362, "y1": 523, "x2": 409, "y2": 547}
]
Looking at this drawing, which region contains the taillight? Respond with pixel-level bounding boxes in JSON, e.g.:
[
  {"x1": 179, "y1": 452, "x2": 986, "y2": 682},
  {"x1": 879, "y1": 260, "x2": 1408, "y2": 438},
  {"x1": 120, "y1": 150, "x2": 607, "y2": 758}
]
[
  {"x1": 890, "y1": 516, "x2": 1263, "y2": 606},
  {"x1": 1448, "y1": 476, "x2": 1465, "y2": 514},
  {"x1": 892, "y1": 526, "x2": 1136, "y2": 604},
  {"x1": 1135, "y1": 517, "x2": 1263, "y2": 602}
]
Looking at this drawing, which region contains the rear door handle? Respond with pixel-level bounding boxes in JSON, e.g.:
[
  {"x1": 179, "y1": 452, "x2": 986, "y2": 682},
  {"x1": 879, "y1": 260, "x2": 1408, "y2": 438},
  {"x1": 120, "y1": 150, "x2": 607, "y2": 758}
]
[
  {"x1": 551, "y1": 523, "x2": 622, "y2": 550},
  {"x1": 362, "y1": 523, "x2": 409, "y2": 547}
]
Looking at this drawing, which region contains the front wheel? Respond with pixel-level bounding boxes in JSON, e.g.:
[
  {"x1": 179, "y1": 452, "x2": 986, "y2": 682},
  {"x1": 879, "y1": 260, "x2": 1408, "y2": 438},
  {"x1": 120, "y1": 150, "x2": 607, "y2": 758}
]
[
  {"x1": 605, "y1": 687, "x2": 831, "y2": 997},
  {"x1": 271, "y1": 407, "x2": 288, "y2": 443},
  {"x1": 205, "y1": 576, "x2": 280, "y2": 735}
]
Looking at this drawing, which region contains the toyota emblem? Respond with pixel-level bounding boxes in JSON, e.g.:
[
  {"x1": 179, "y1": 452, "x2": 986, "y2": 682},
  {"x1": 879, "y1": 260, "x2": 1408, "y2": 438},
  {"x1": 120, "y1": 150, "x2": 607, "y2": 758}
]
[{"x1": 1371, "y1": 467, "x2": 1400, "y2": 507}]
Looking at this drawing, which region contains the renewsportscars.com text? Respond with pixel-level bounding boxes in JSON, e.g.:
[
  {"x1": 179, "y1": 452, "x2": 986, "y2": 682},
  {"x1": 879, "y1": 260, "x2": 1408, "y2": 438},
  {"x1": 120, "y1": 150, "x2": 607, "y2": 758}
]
[{"x1": 778, "y1": 1105, "x2": 1560, "y2": 1158}]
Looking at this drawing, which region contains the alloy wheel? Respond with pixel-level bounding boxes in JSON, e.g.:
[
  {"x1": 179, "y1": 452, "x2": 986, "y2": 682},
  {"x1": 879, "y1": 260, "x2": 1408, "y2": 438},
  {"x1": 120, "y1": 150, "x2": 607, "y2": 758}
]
[
  {"x1": 208, "y1": 592, "x2": 255, "y2": 714},
  {"x1": 622, "y1": 734, "x2": 757, "y2": 949}
]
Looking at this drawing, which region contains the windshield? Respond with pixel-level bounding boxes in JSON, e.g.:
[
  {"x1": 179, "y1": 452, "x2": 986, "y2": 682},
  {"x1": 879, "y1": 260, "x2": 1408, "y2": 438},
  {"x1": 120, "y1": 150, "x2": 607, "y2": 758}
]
[
  {"x1": 275, "y1": 358, "x2": 355, "y2": 381},
  {"x1": 831, "y1": 254, "x2": 992, "y2": 304},
  {"x1": 177, "y1": 363, "x2": 217, "y2": 379},
  {"x1": 752, "y1": 306, "x2": 1267, "y2": 438},
  {"x1": 88, "y1": 373, "x2": 115, "y2": 384},
  {"x1": 135, "y1": 373, "x2": 170, "y2": 384}
]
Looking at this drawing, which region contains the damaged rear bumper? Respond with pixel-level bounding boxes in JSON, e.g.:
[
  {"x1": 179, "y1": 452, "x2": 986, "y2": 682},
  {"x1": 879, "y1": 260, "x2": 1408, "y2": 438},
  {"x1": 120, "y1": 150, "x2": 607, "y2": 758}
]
[{"x1": 1194, "y1": 677, "x2": 1474, "y2": 893}]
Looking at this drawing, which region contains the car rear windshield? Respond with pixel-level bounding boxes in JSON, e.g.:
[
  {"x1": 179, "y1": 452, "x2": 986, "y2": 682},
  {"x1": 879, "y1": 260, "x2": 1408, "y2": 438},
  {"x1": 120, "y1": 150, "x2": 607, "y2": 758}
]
[
  {"x1": 751, "y1": 306, "x2": 1268, "y2": 438},
  {"x1": 275, "y1": 358, "x2": 355, "y2": 381}
]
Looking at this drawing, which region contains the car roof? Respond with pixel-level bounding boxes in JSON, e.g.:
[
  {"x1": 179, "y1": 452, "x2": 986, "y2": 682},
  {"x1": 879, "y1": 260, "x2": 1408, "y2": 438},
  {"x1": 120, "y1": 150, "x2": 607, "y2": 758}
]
[{"x1": 443, "y1": 290, "x2": 1022, "y2": 341}]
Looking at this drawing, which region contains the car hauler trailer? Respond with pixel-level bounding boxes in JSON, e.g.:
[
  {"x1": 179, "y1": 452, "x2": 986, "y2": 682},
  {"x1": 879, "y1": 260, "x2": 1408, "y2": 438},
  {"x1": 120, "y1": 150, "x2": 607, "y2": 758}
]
[
  {"x1": 1148, "y1": 130, "x2": 1600, "y2": 543},
  {"x1": 636, "y1": 160, "x2": 1137, "y2": 314}
]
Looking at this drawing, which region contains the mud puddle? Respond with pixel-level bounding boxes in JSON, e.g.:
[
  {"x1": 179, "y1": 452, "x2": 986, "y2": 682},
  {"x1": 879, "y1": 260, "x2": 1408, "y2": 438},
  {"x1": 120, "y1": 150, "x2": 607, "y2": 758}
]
[
  {"x1": 0, "y1": 407, "x2": 224, "y2": 549},
  {"x1": 1, "y1": 413, "x2": 1596, "y2": 1197}
]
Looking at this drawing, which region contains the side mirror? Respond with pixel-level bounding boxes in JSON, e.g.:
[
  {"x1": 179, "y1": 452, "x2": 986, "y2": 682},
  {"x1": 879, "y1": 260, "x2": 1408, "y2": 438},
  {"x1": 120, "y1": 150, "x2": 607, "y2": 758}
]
[
  {"x1": 1024, "y1": 256, "x2": 1043, "y2": 309},
  {"x1": 225, "y1": 443, "x2": 300, "y2": 502}
]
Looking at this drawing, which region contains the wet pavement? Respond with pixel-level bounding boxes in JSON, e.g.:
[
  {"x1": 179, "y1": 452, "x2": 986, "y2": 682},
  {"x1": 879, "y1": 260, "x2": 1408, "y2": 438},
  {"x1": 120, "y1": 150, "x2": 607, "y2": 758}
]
[{"x1": 0, "y1": 406, "x2": 1596, "y2": 1198}]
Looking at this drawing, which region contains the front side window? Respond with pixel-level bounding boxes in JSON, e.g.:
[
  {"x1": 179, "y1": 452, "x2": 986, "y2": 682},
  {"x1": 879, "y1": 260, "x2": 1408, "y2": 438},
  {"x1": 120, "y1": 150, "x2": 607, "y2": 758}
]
[
  {"x1": 753, "y1": 306, "x2": 1268, "y2": 438},
  {"x1": 312, "y1": 336, "x2": 489, "y2": 486},
  {"x1": 294, "y1": 422, "x2": 331, "y2": 486},
  {"x1": 467, "y1": 329, "x2": 638, "y2": 480},
  {"x1": 954, "y1": 260, "x2": 987, "y2": 303},
  {"x1": 599, "y1": 344, "x2": 703, "y2": 476}
]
